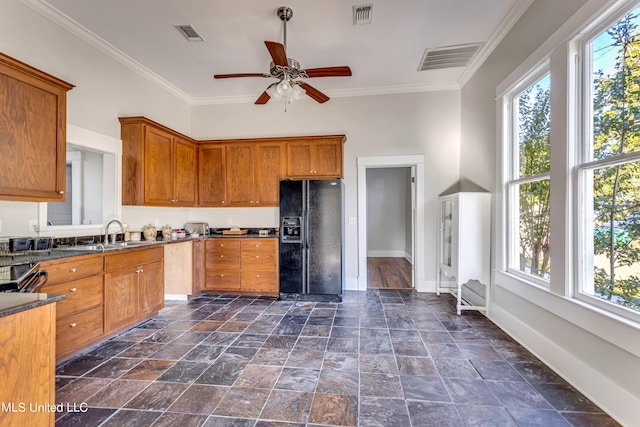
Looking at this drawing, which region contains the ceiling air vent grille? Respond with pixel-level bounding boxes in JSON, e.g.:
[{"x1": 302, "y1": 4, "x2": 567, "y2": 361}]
[
  {"x1": 353, "y1": 4, "x2": 373, "y2": 25},
  {"x1": 174, "y1": 24, "x2": 204, "y2": 42},
  {"x1": 418, "y1": 43, "x2": 483, "y2": 71}
]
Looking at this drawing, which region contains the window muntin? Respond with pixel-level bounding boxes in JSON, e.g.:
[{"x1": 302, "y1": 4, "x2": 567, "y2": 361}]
[
  {"x1": 507, "y1": 74, "x2": 551, "y2": 282},
  {"x1": 578, "y1": 5, "x2": 640, "y2": 317}
]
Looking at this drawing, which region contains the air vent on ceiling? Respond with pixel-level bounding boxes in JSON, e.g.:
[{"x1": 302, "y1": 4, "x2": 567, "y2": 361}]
[
  {"x1": 353, "y1": 4, "x2": 373, "y2": 25},
  {"x1": 418, "y1": 43, "x2": 483, "y2": 71},
  {"x1": 174, "y1": 24, "x2": 204, "y2": 42}
]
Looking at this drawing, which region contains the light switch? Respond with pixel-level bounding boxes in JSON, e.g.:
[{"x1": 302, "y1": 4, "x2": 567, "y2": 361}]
[{"x1": 348, "y1": 217, "x2": 356, "y2": 225}]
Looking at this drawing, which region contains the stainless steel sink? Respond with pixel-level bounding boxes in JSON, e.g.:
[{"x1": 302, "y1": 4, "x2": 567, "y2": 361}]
[{"x1": 54, "y1": 244, "x2": 105, "y2": 252}]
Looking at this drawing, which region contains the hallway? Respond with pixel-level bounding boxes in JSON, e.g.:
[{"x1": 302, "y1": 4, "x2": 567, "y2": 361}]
[{"x1": 367, "y1": 257, "x2": 413, "y2": 289}]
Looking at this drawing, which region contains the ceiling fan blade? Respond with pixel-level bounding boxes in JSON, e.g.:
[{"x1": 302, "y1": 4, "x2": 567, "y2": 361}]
[
  {"x1": 265, "y1": 41, "x2": 288, "y2": 67},
  {"x1": 255, "y1": 91, "x2": 271, "y2": 104},
  {"x1": 213, "y1": 73, "x2": 268, "y2": 79},
  {"x1": 298, "y1": 82, "x2": 330, "y2": 103},
  {"x1": 303, "y1": 66, "x2": 352, "y2": 78}
]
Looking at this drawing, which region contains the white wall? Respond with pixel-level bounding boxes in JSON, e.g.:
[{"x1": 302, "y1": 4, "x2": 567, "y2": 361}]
[
  {"x1": 460, "y1": 0, "x2": 639, "y2": 424},
  {"x1": 366, "y1": 167, "x2": 410, "y2": 258},
  {"x1": 0, "y1": 0, "x2": 191, "y2": 235},
  {"x1": 191, "y1": 92, "x2": 461, "y2": 290}
]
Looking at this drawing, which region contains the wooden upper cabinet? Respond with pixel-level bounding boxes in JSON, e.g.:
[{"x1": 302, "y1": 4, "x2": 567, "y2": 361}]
[
  {"x1": 120, "y1": 117, "x2": 196, "y2": 206},
  {"x1": 198, "y1": 144, "x2": 226, "y2": 207},
  {"x1": 254, "y1": 142, "x2": 284, "y2": 206},
  {"x1": 0, "y1": 52, "x2": 74, "y2": 202},
  {"x1": 286, "y1": 136, "x2": 345, "y2": 178},
  {"x1": 226, "y1": 143, "x2": 255, "y2": 207}
]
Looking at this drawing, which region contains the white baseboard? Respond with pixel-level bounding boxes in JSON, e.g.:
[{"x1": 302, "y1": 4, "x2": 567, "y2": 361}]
[
  {"x1": 344, "y1": 277, "x2": 360, "y2": 291},
  {"x1": 367, "y1": 250, "x2": 406, "y2": 258},
  {"x1": 490, "y1": 304, "x2": 635, "y2": 426},
  {"x1": 164, "y1": 294, "x2": 189, "y2": 301}
]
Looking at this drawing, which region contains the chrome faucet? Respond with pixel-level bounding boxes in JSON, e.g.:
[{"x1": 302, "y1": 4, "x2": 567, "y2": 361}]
[{"x1": 105, "y1": 219, "x2": 124, "y2": 244}]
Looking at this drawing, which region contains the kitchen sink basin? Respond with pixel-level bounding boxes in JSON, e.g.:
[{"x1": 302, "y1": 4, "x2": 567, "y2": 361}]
[{"x1": 54, "y1": 244, "x2": 105, "y2": 252}]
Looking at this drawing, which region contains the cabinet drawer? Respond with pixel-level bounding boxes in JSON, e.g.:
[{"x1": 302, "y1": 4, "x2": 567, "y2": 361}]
[
  {"x1": 206, "y1": 252, "x2": 240, "y2": 269},
  {"x1": 205, "y1": 270, "x2": 240, "y2": 290},
  {"x1": 41, "y1": 255, "x2": 103, "y2": 286},
  {"x1": 241, "y1": 270, "x2": 278, "y2": 292},
  {"x1": 104, "y1": 246, "x2": 163, "y2": 271},
  {"x1": 56, "y1": 305, "x2": 104, "y2": 356},
  {"x1": 41, "y1": 275, "x2": 103, "y2": 319},
  {"x1": 206, "y1": 239, "x2": 240, "y2": 254},
  {"x1": 241, "y1": 239, "x2": 276, "y2": 253},
  {"x1": 241, "y1": 250, "x2": 277, "y2": 270}
]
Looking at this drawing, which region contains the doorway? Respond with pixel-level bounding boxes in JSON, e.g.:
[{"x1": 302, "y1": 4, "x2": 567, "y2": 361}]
[
  {"x1": 366, "y1": 167, "x2": 413, "y2": 289},
  {"x1": 356, "y1": 155, "x2": 425, "y2": 291}
]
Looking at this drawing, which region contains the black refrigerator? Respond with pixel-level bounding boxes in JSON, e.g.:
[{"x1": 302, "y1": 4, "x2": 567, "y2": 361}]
[{"x1": 279, "y1": 179, "x2": 343, "y2": 302}]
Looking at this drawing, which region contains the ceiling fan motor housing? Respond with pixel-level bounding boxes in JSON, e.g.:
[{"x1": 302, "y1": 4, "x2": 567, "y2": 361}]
[{"x1": 277, "y1": 6, "x2": 293, "y2": 21}]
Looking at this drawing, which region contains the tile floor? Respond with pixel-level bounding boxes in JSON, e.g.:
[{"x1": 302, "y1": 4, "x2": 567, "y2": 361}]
[{"x1": 54, "y1": 290, "x2": 621, "y2": 426}]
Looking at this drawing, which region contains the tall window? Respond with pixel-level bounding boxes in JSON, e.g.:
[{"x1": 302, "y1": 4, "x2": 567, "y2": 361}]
[
  {"x1": 578, "y1": 5, "x2": 640, "y2": 316},
  {"x1": 507, "y1": 73, "x2": 551, "y2": 283}
]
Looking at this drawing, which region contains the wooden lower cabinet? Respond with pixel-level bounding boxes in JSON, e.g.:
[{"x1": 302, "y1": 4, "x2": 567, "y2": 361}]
[
  {"x1": 204, "y1": 238, "x2": 278, "y2": 294},
  {"x1": 40, "y1": 254, "x2": 104, "y2": 362},
  {"x1": 105, "y1": 246, "x2": 164, "y2": 334},
  {"x1": 0, "y1": 303, "x2": 56, "y2": 427},
  {"x1": 193, "y1": 240, "x2": 204, "y2": 295}
]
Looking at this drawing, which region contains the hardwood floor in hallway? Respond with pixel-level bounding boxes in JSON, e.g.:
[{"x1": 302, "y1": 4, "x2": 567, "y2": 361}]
[{"x1": 367, "y1": 257, "x2": 413, "y2": 289}]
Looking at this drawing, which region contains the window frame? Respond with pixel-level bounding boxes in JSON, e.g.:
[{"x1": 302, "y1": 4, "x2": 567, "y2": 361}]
[{"x1": 503, "y1": 63, "x2": 552, "y2": 288}]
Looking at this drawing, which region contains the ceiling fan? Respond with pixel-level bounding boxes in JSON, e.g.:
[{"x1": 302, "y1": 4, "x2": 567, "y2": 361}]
[{"x1": 213, "y1": 6, "x2": 352, "y2": 106}]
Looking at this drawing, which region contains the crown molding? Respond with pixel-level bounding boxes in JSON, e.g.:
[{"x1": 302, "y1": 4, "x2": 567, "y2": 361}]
[
  {"x1": 458, "y1": 0, "x2": 535, "y2": 87},
  {"x1": 21, "y1": 0, "x2": 192, "y2": 104},
  {"x1": 191, "y1": 81, "x2": 461, "y2": 105}
]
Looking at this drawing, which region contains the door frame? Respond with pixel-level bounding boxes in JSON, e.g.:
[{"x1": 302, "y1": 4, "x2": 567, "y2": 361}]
[{"x1": 357, "y1": 155, "x2": 425, "y2": 291}]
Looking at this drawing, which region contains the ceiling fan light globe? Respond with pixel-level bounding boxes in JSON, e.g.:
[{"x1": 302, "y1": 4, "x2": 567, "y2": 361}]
[
  {"x1": 292, "y1": 83, "x2": 306, "y2": 100},
  {"x1": 266, "y1": 84, "x2": 281, "y2": 100}
]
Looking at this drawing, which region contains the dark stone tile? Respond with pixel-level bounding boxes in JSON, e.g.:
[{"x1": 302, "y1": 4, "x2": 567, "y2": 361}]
[
  {"x1": 142, "y1": 329, "x2": 185, "y2": 343},
  {"x1": 117, "y1": 342, "x2": 165, "y2": 358},
  {"x1": 396, "y1": 356, "x2": 438, "y2": 376},
  {"x1": 434, "y1": 358, "x2": 481, "y2": 379},
  {"x1": 316, "y1": 369, "x2": 359, "y2": 395},
  {"x1": 285, "y1": 350, "x2": 324, "y2": 369},
  {"x1": 218, "y1": 320, "x2": 251, "y2": 332},
  {"x1": 203, "y1": 416, "x2": 256, "y2": 427},
  {"x1": 360, "y1": 373, "x2": 404, "y2": 398},
  {"x1": 458, "y1": 342, "x2": 505, "y2": 361},
  {"x1": 100, "y1": 409, "x2": 162, "y2": 427},
  {"x1": 406, "y1": 401, "x2": 463, "y2": 427},
  {"x1": 235, "y1": 365, "x2": 281, "y2": 388},
  {"x1": 85, "y1": 379, "x2": 150, "y2": 408},
  {"x1": 167, "y1": 384, "x2": 228, "y2": 415},
  {"x1": 308, "y1": 393, "x2": 358, "y2": 426},
  {"x1": 56, "y1": 407, "x2": 116, "y2": 427},
  {"x1": 57, "y1": 377, "x2": 112, "y2": 404},
  {"x1": 110, "y1": 327, "x2": 158, "y2": 342},
  {"x1": 263, "y1": 335, "x2": 298, "y2": 349},
  {"x1": 55, "y1": 376, "x2": 76, "y2": 390},
  {"x1": 293, "y1": 336, "x2": 329, "y2": 351},
  {"x1": 190, "y1": 321, "x2": 225, "y2": 332},
  {"x1": 360, "y1": 317, "x2": 387, "y2": 328},
  {"x1": 182, "y1": 344, "x2": 225, "y2": 363},
  {"x1": 386, "y1": 317, "x2": 416, "y2": 330},
  {"x1": 156, "y1": 360, "x2": 210, "y2": 383},
  {"x1": 260, "y1": 389, "x2": 313, "y2": 423},
  {"x1": 359, "y1": 397, "x2": 410, "y2": 427},
  {"x1": 84, "y1": 357, "x2": 141, "y2": 379},
  {"x1": 124, "y1": 381, "x2": 188, "y2": 410},
  {"x1": 201, "y1": 332, "x2": 241, "y2": 346},
  {"x1": 443, "y1": 377, "x2": 500, "y2": 405},
  {"x1": 243, "y1": 322, "x2": 277, "y2": 334},
  {"x1": 507, "y1": 407, "x2": 572, "y2": 426},
  {"x1": 360, "y1": 337, "x2": 393, "y2": 354},
  {"x1": 470, "y1": 359, "x2": 525, "y2": 381},
  {"x1": 56, "y1": 355, "x2": 109, "y2": 376},
  {"x1": 456, "y1": 404, "x2": 518, "y2": 426},
  {"x1": 165, "y1": 320, "x2": 201, "y2": 331},
  {"x1": 213, "y1": 387, "x2": 270, "y2": 418},
  {"x1": 487, "y1": 380, "x2": 554, "y2": 410},
  {"x1": 359, "y1": 354, "x2": 399, "y2": 374},
  {"x1": 391, "y1": 339, "x2": 429, "y2": 356},
  {"x1": 512, "y1": 361, "x2": 569, "y2": 385},
  {"x1": 84, "y1": 340, "x2": 134, "y2": 358},
  {"x1": 119, "y1": 359, "x2": 175, "y2": 380},
  {"x1": 151, "y1": 412, "x2": 208, "y2": 427},
  {"x1": 533, "y1": 383, "x2": 603, "y2": 412},
  {"x1": 300, "y1": 324, "x2": 331, "y2": 337},
  {"x1": 400, "y1": 375, "x2": 451, "y2": 402},
  {"x1": 426, "y1": 342, "x2": 466, "y2": 359},
  {"x1": 413, "y1": 319, "x2": 447, "y2": 330},
  {"x1": 272, "y1": 322, "x2": 304, "y2": 336},
  {"x1": 327, "y1": 337, "x2": 359, "y2": 353},
  {"x1": 419, "y1": 330, "x2": 454, "y2": 342},
  {"x1": 138, "y1": 318, "x2": 176, "y2": 329},
  {"x1": 232, "y1": 333, "x2": 269, "y2": 347},
  {"x1": 251, "y1": 348, "x2": 290, "y2": 366},
  {"x1": 560, "y1": 411, "x2": 623, "y2": 426},
  {"x1": 275, "y1": 368, "x2": 320, "y2": 392},
  {"x1": 333, "y1": 316, "x2": 359, "y2": 327},
  {"x1": 322, "y1": 352, "x2": 359, "y2": 372},
  {"x1": 195, "y1": 353, "x2": 249, "y2": 386},
  {"x1": 170, "y1": 331, "x2": 213, "y2": 345}
]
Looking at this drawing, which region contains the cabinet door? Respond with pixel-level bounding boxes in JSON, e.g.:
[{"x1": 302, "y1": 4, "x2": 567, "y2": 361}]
[
  {"x1": 144, "y1": 126, "x2": 174, "y2": 205},
  {"x1": 0, "y1": 54, "x2": 71, "y2": 202},
  {"x1": 104, "y1": 267, "x2": 139, "y2": 333},
  {"x1": 254, "y1": 143, "x2": 283, "y2": 206},
  {"x1": 193, "y1": 240, "x2": 204, "y2": 295},
  {"x1": 286, "y1": 142, "x2": 313, "y2": 178},
  {"x1": 313, "y1": 140, "x2": 343, "y2": 177},
  {"x1": 174, "y1": 137, "x2": 197, "y2": 206},
  {"x1": 139, "y1": 260, "x2": 164, "y2": 317},
  {"x1": 198, "y1": 144, "x2": 226, "y2": 206},
  {"x1": 226, "y1": 143, "x2": 255, "y2": 206}
]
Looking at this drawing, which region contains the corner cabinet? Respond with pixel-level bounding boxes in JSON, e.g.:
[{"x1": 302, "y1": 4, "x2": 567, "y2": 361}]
[
  {"x1": 0, "y1": 52, "x2": 74, "y2": 202},
  {"x1": 286, "y1": 136, "x2": 345, "y2": 178},
  {"x1": 120, "y1": 116, "x2": 197, "y2": 206},
  {"x1": 436, "y1": 192, "x2": 491, "y2": 315}
]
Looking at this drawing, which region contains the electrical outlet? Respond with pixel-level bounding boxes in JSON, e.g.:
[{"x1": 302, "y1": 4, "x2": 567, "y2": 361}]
[
  {"x1": 154, "y1": 218, "x2": 159, "y2": 227},
  {"x1": 28, "y1": 219, "x2": 37, "y2": 232},
  {"x1": 227, "y1": 217, "x2": 233, "y2": 225}
]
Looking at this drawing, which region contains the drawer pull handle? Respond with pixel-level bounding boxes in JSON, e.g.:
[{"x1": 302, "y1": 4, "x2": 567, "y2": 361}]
[
  {"x1": 220, "y1": 255, "x2": 224, "y2": 258},
  {"x1": 256, "y1": 244, "x2": 259, "y2": 248},
  {"x1": 70, "y1": 323, "x2": 77, "y2": 328},
  {"x1": 220, "y1": 274, "x2": 224, "y2": 277},
  {"x1": 70, "y1": 268, "x2": 77, "y2": 273},
  {"x1": 256, "y1": 255, "x2": 260, "y2": 258},
  {"x1": 136, "y1": 268, "x2": 144, "y2": 273},
  {"x1": 70, "y1": 287, "x2": 77, "y2": 292},
  {"x1": 256, "y1": 275, "x2": 260, "y2": 278}
]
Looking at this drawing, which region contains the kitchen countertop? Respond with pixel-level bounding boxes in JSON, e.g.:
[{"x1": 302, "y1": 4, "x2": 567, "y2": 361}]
[{"x1": 0, "y1": 293, "x2": 66, "y2": 318}]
